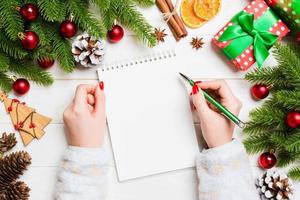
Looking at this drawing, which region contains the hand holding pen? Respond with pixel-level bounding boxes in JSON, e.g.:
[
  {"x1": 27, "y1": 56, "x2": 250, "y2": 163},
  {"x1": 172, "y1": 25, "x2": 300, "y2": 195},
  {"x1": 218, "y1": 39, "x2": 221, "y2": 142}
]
[{"x1": 186, "y1": 78, "x2": 242, "y2": 148}]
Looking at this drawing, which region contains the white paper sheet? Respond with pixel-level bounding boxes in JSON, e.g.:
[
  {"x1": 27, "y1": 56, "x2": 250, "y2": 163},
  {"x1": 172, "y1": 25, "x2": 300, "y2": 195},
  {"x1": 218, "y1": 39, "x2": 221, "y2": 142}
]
[{"x1": 98, "y1": 51, "x2": 200, "y2": 181}]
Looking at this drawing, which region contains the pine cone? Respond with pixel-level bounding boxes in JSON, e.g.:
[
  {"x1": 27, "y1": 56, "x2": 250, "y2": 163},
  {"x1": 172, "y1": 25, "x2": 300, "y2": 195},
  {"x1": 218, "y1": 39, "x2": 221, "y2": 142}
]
[
  {"x1": 256, "y1": 170, "x2": 294, "y2": 200},
  {"x1": 0, "y1": 133, "x2": 17, "y2": 154},
  {"x1": 0, "y1": 181, "x2": 30, "y2": 200},
  {"x1": 0, "y1": 151, "x2": 31, "y2": 190},
  {"x1": 72, "y1": 32, "x2": 105, "y2": 68}
]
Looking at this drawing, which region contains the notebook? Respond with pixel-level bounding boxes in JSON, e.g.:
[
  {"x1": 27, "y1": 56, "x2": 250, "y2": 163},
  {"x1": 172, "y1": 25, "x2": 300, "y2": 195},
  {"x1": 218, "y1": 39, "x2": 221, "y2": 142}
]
[{"x1": 97, "y1": 50, "x2": 200, "y2": 181}]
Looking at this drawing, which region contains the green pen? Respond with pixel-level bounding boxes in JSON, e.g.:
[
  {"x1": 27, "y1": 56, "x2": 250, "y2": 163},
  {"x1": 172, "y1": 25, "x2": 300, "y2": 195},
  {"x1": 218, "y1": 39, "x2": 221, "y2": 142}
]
[{"x1": 179, "y1": 73, "x2": 245, "y2": 128}]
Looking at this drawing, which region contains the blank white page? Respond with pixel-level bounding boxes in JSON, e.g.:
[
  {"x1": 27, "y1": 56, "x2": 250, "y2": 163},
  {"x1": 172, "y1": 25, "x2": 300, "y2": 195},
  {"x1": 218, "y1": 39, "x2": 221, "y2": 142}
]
[{"x1": 98, "y1": 51, "x2": 199, "y2": 181}]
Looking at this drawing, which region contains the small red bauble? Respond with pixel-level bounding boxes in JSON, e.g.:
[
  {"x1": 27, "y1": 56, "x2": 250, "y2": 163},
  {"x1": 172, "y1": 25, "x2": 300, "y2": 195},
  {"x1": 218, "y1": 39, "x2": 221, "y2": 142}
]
[
  {"x1": 19, "y1": 31, "x2": 39, "y2": 50},
  {"x1": 286, "y1": 111, "x2": 300, "y2": 128},
  {"x1": 251, "y1": 84, "x2": 269, "y2": 100},
  {"x1": 59, "y1": 20, "x2": 77, "y2": 38},
  {"x1": 107, "y1": 25, "x2": 124, "y2": 43},
  {"x1": 258, "y1": 152, "x2": 277, "y2": 169},
  {"x1": 19, "y1": 3, "x2": 39, "y2": 22},
  {"x1": 38, "y1": 58, "x2": 55, "y2": 69},
  {"x1": 13, "y1": 78, "x2": 30, "y2": 95}
]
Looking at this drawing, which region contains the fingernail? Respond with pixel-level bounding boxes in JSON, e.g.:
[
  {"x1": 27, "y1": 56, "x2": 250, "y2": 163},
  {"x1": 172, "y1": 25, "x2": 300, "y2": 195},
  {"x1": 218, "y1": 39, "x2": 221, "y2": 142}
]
[
  {"x1": 192, "y1": 85, "x2": 199, "y2": 95},
  {"x1": 194, "y1": 81, "x2": 202, "y2": 84},
  {"x1": 99, "y1": 81, "x2": 104, "y2": 90}
]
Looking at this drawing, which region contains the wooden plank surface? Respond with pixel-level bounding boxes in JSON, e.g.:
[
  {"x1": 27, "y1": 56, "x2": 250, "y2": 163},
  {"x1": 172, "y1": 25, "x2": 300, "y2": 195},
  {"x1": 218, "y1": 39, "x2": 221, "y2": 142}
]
[{"x1": 1, "y1": 0, "x2": 299, "y2": 199}]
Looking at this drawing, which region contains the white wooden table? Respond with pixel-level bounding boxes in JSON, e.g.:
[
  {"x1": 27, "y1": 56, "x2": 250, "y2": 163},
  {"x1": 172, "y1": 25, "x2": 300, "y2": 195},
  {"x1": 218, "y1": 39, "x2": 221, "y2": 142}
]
[{"x1": 0, "y1": 1, "x2": 299, "y2": 199}]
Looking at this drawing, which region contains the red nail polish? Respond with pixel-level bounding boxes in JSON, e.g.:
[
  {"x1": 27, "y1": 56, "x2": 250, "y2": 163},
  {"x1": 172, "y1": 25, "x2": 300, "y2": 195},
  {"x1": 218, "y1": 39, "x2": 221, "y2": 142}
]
[
  {"x1": 192, "y1": 85, "x2": 199, "y2": 95},
  {"x1": 99, "y1": 81, "x2": 104, "y2": 90},
  {"x1": 194, "y1": 81, "x2": 202, "y2": 84}
]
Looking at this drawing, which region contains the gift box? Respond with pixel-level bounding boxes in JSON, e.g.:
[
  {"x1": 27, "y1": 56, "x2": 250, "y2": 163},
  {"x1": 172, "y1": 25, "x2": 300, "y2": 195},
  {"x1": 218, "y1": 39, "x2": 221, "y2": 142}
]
[
  {"x1": 212, "y1": 0, "x2": 290, "y2": 71},
  {"x1": 265, "y1": 0, "x2": 300, "y2": 37}
]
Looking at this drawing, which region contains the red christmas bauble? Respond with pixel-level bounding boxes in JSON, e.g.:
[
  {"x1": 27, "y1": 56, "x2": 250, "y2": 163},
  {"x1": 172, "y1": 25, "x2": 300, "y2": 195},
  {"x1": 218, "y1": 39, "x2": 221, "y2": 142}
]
[
  {"x1": 251, "y1": 84, "x2": 269, "y2": 100},
  {"x1": 286, "y1": 111, "x2": 300, "y2": 128},
  {"x1": 19, "y1": 31, "x2": 39, "y2": 50},
  {"x1": 59, "y1": 20, "x2": 77, "y2": 38},
  {"x1": 38, "y1": 58, "x2": 55, "y2": 69},
  {"x1": 258, "y1": 152, "x2": 277, "y2": 169},
  {"x1": 13, "y1": 78, "x2": 30, "y2": 95},
  {"x1": 19, "y1": 3, "x2": 39, "y2": 22},
  {"x1": 107, "y1": 25, "x2": 124, "y2": 43}
]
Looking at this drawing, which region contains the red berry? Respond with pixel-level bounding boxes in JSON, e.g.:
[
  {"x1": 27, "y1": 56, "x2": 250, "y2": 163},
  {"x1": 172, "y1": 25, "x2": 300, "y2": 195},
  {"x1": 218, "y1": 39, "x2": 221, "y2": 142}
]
[
  {"x1": 13, "y1": 78, "x2": 30, "y2": 95},
  {"x1": 59, "y1": 20, "x2": 77, "y2": 38},
  {"x1": 258, "y1": 152, "x2": 277, "y2": 169},
  {"x1": 251, "y1": 84, "x2": 269, "y2": 100},
  {"x1": 19, "y1": 3, "x2": 39, "y2": 22},
  {"x1": 286, "y1": 111, "x2": 300, "y2": 128},
  {"x1": 107, "y1": 25, "x2": 124, "y2": 43}
]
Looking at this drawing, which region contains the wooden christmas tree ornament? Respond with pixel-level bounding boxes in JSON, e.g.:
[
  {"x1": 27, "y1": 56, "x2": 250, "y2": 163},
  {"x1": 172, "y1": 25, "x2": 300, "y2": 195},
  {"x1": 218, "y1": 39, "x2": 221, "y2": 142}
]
[{"x1": 0, "y1": 91, "x2": 51, "y2": 146}]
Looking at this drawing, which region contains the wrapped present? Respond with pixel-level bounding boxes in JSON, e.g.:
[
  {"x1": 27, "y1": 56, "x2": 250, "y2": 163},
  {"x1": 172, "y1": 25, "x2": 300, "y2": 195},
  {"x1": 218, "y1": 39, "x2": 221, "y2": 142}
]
[
  {"x1": 212, "y1": 0, "x2": 290, "y2": 71},
  {"x1": 265, "y1": 0, "x2": 300, "y2": 38}
]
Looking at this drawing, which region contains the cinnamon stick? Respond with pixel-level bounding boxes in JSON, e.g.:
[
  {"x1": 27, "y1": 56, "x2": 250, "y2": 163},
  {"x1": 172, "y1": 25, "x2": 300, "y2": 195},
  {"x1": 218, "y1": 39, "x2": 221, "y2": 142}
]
[
  {"x1": 165, "y1": 0, "x2": 187, "y2": 37},
  {"x1": 156, "y1": 0, "x2": 185, "y2": 40}
]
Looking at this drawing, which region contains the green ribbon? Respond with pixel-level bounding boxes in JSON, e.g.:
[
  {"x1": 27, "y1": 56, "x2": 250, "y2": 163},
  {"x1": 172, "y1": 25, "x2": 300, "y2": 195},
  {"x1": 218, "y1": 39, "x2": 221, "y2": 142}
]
[
  {"x1": 218, "y1": 11, "x2": 278, "y2": 68},
  {"x1": 292, "y1": 0, "x2": 300, "y2": 15}
]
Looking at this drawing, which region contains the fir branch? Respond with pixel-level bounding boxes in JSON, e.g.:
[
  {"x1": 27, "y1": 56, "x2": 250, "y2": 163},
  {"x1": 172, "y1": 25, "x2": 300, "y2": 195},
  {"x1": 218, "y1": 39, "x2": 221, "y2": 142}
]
[
  {"x1": 245, "y1": 67, "x2": 290, "y2": 90},
  {"x1": 112, "y1": 0, "x2": 156, "y2": 47},
  {"x1": 0, "y1": 0, "x2": 24, "y2": 41},
  {"x1": 132, "y1": 0, "x2": 155, "y2": 7},
  {"x1": 9, "y1": 60, "x2": 53, "y2": 86},
  {"x1": 272, "y1": 91, "x2": 300, "y2": 111},
  {"x1": 0, "y1": 52, "x2": 9, "y2": 71},
  {"x1": 244, "y1": 106, "x2": 286, "y2": 135},
  {"x1": 67, "y1": 0, "x2": 106, "y2": 38},
  {"x1": 273, "y1": 43, "x2": 300, "y2": 70},
  {"x1": 288, "y1": 166, "x2": 300, "y2": 181},
  {"x1": 269, "y1": 131, "x2": 289, "y2": 148},
  {"x1": 36, "y1": 0, "x2": 66, "y2": 22},
  {"x1": 30, "y1": 20, "x2": 52, "y2": 46},
  {"x1": 90, "y1": 0, "x2": 110, "y2": 11},
  {"x1": 0, "y1": 72, "x2": 12, "y2": 92},
  {"x1": 0, "y1": 31, "x2": 28, "y2": 59},
  {"x1": 285, "y1": 131, "x2": 300, "y2": 153},
  {"x1": 52, "y1": 35, "x2": 75, "y2": 72},
  {"x1": 277, "y1": 150, "x2": 300, "y2": 167},
  {"x1": 273, "y1": 43, "x2": 300, "y2": 89},
  {"x1": 243, "y1": 135, "x2": 274, "y2": 154},
  {"x1": 100, "y1": 2, "x2": 117, "y2": 29}
]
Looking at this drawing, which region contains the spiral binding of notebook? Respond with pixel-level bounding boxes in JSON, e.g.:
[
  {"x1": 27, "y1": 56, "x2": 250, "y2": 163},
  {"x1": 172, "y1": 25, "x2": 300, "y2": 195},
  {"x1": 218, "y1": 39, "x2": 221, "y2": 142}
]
[{"x1": 100, "y1": 49, "x2": 176, "y2": 72}]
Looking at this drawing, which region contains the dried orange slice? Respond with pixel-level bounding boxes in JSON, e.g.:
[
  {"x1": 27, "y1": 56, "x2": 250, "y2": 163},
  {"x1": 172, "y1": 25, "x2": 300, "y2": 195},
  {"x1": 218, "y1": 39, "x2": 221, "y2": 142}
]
[
  {"x1": 194, "y1": 0, "x2": 221, "y2": 20},
  {"x1": 181, "y1": 0, "x2": 206, "y2": 28}
]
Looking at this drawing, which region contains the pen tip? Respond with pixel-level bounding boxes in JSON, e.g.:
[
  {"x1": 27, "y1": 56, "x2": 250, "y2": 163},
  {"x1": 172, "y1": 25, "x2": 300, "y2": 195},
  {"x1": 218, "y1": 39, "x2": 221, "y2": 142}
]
[{"x1": 179, "y1": 72, "x2": 189, "y2": 81}]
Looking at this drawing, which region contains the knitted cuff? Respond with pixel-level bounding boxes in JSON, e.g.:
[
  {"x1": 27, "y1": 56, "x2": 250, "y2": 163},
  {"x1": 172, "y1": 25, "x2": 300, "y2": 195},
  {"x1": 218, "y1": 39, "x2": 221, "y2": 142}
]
[
  {"x1": 196, "y1": 139, "x2": 247, "y2": 166},
  {"x1": 63, "y1": 146, "x2": 108, "y2": 166}
]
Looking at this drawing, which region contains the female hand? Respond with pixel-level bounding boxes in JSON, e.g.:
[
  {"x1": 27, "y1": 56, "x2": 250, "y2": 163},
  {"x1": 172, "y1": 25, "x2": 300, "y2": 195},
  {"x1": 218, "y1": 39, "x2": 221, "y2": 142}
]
[
  {"x1": 63, "y1": 82, "x2": 106, "y2": 148},
  {"x1": 191, "y1": 80, "x2": 242, "y2": 148}
]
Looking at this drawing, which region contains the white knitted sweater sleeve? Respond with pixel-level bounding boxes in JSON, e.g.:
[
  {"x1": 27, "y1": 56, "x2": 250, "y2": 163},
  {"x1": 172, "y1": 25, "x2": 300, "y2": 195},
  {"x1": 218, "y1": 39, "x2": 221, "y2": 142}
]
[
  {"x1": 55, "y1": 146, "x2": 109, "y2": 200},
  {"x1": 196, "y1": 139, "x2": 260, "y2": 200}
]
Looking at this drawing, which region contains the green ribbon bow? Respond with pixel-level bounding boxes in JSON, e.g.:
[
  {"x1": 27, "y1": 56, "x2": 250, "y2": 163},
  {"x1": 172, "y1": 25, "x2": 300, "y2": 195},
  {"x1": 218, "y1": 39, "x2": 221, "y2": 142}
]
[
  {"x1": 292, "y1": 0, "x2": 300, "y2": 15},
  {"x1": 218, "y1": 12, "x2": 278, "y2": 68}
]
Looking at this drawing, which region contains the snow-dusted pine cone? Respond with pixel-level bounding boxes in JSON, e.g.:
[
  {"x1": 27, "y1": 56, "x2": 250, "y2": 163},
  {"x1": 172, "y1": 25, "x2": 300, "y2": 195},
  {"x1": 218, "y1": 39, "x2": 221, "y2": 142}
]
[
  {"x1": 256, "y1": 170, "x2": 294, "y2": 200},
  {"x1": 71, "y1": 32, "x2": 105, "y2": 68}
]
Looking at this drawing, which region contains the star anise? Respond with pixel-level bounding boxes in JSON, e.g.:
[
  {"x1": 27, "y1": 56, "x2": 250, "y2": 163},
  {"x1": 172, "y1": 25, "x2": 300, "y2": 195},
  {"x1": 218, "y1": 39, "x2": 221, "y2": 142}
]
[
  {"x1": 153, "y1": 28, "x2": 167, "y2": 43},
  {"x1": 190, "y1": 37, "x2": 204, "y2": 50}
]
